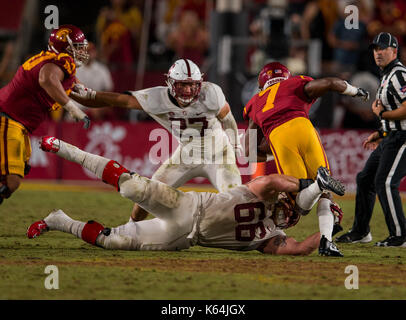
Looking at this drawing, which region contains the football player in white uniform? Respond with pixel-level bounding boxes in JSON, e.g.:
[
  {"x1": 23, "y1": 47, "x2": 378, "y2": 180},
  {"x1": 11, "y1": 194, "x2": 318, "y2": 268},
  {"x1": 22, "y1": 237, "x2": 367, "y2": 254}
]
[
  {"x1": 71, "y1": 59, "x2": 242, "y2": 222},
  {"x1": 27, "y1": 137, "x2": 345, "y2": 256}
]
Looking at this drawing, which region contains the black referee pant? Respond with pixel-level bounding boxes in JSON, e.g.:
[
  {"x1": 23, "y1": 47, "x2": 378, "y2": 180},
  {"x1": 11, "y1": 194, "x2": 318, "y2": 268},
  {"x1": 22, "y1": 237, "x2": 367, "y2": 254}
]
[{"x1": 352, "y1": 131, "x2": 406, "y2": 238}]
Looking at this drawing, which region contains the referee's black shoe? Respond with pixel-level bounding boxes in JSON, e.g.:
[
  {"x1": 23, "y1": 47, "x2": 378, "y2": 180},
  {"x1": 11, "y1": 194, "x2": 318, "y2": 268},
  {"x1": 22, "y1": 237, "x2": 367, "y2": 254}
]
[
  {"x1": 319, "y1": 235, "x2": 344, "y2": 257},
  {"x1": 316, "y1": 166, "x2": 345, "y2": 196},
  {"x1": 375, "y1": 236, "x2": 406, "y2": 247},
  {"x1": 335, "y1": 231, "x2": 372, "y2": 243}
]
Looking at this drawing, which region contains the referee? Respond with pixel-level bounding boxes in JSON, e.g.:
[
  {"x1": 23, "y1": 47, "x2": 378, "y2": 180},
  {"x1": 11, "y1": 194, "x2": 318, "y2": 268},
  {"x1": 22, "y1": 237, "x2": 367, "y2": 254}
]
[{"x1": 336, "y1": 32, "x2": 406, "y2": 247}]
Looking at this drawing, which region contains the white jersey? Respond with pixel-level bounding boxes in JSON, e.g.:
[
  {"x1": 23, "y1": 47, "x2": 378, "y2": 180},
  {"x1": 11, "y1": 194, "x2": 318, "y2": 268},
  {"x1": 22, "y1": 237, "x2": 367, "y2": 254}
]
[
  {"x1": 130, "y1": 82, "x2": 233, "y2": 163},
  {"x1": 195, "y1": 185, "x2": 285, "y2": 251},
  {"x1": 102, "y1": 176, "x2": 284, "y2": 252}
]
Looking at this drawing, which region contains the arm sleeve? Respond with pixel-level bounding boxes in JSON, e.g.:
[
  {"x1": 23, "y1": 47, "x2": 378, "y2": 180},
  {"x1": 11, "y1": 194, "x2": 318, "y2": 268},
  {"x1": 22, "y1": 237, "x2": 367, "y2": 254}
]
[{"x1": 220, "y1": 110, "x2": 241, "y2": 148}]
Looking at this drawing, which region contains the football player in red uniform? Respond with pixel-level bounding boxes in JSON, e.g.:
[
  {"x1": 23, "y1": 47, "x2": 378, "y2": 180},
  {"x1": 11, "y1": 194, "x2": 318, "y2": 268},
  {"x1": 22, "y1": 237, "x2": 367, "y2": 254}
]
[
  {"x1": 0, "y1": 24, "x2": 90, "y2": 205},
  {"x1": 243, "y1": 62, "x2": 369, "y2": 256}
]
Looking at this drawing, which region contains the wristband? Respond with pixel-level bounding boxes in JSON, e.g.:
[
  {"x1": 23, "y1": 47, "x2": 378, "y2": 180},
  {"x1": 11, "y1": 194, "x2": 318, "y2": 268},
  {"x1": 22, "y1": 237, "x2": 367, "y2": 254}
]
[
  {"x1": 342, "y1": 81, "x2": 358, "y2": 96},
  {"x1": 379, "y1": 110, "x2": 386, "y2": 119}
]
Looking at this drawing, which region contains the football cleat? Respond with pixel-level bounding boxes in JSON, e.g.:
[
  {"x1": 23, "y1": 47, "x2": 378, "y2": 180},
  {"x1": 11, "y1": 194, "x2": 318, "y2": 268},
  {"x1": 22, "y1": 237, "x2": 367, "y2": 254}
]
[
  {"x1": 335, "y1": 231, "x2": 372, "y2": 243},
  {"x1": 27, "y1": 220, "x2": 49, "y2": 239},
  {"x1": 319, "y1": 235, "x2": 344, "y2": 257},
  {"x1": 375, "y1": 236, "x2": 406, "y2": 247},
  {"x1": 316, "y1": 167, "x2": 345, "y2": 196},
  {"x1": 40, "y1": 136, "x2": 60, "y2": 153}
]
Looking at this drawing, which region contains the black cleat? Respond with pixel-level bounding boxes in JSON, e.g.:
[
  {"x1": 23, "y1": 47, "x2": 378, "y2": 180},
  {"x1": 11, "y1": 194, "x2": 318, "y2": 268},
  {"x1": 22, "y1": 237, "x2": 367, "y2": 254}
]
[
  {"x1": 335, "y1": 231, "x2": 372, "y2": 243},
  {"x1": 319, "y1": 235, "x2": 344, "y2": 257},
  {"x1": 375, "y1": 236, "x2": 406, "y2": 247},
  {"x1": 316, "y1": 166, "x2": 345, "y2": 196}
]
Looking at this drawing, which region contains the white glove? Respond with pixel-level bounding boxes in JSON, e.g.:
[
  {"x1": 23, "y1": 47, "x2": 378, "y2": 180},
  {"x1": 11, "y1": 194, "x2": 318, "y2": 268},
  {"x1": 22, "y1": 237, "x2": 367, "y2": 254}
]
[
  {"x1": 342, "y1": 81, "x2": 370, "y2": 101},
  {"x1": 62, "y1": 100, "x2": 91, "y2": 129},
  {"x1": 71, "y1": 83, "x2": 96, "y2": 100}
]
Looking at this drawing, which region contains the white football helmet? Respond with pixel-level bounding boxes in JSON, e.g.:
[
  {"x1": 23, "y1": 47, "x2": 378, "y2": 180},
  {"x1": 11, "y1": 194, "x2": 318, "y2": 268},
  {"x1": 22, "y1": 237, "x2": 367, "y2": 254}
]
[{"x1": 166, "y1": 59, "x2": 203, "y2": 105}]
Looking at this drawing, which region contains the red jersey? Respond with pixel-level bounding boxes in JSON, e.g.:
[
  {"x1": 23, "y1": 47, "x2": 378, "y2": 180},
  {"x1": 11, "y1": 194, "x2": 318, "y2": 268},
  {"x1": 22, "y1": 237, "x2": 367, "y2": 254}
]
[
  {"x1": 243, "y1": 75, "x2": 316, "y2": 140},
  {"x1": 0, "y1": 51, "x2": 76, "y2": 133}
]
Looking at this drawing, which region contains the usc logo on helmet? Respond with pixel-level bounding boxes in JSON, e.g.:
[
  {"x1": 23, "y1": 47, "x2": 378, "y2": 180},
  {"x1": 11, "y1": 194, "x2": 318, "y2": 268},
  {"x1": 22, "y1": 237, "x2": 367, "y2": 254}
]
[{"x1": 55, "y1": 28, "x2": 72, "y2": 42}]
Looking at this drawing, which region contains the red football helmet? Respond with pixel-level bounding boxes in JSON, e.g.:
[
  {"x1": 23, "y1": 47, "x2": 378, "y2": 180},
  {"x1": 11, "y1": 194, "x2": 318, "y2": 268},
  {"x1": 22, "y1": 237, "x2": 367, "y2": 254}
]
[
  {"x1": 258, "y1": 62, "x2": 291, "y2": 90},
  {"x1": 48, "y1": 24, "x2": 89, "y2": 67},
  {"x1": 165, "y1": 59, "x2": 203, "y2": 106}
]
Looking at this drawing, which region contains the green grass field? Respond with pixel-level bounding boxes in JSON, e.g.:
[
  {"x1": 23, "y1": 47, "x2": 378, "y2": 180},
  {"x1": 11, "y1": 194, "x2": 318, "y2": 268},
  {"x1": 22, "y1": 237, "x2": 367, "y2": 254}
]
[{"x1": 1, "y1": 182, "x2": 406, "y2": 300}]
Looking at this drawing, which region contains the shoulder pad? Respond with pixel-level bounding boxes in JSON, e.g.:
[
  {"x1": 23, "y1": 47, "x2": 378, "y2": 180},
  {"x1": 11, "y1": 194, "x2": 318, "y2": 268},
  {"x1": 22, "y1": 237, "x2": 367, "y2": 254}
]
[
  {"x1": 199, "y1": 82, "x2": 226, "y2": 111},
  {"x1": 131, "y1": 86, "x2": 169, "y2": 114},
  {"x1": 53, "y1": 53, "x2": 76, "y2": 76}
]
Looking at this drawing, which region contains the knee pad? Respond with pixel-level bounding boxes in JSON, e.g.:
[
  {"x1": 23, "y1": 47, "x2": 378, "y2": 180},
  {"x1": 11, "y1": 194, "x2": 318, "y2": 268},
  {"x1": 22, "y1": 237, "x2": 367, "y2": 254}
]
[
  {"x1": 102, "y1": 160, "x2": 130, "y2": 191},
  {"x1": 81, "y1": 220, "x2": 110, "y2": 245},
  {"x1": 119, "y1": 174, "x2": 147, "y2": 203},
  {"x1": 100, "y1": 233, "x2": 136, "y2": 250}
]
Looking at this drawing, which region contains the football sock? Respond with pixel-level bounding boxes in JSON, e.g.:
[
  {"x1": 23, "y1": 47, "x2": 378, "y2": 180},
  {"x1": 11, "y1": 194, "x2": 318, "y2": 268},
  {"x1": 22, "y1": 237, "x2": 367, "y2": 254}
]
[
  {"x1": 57, "y1": 140, "x2": 110, "y2": 179},
  {"x1": 317, "y1": 198, "x2": 334, "y2": 242},
  {"x1": 295, "y1": 180, "x2": 322, "y2": 211},
  {"x1": 44, "y1": 209, "x2": 85, "y2": 239}
]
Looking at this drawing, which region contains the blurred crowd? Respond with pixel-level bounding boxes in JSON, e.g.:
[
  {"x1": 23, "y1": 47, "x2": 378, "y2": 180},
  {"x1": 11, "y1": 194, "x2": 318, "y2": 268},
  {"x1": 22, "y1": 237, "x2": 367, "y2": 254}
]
[{"x1": 0, "y1": 0, "x2": 405, "y2": 128}]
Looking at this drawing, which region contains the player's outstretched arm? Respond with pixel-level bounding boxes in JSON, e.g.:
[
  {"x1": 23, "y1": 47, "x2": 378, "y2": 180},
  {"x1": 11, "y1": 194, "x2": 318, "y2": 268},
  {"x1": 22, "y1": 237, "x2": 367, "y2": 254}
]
[
  {"x1": 304, "y1": 77, "x2": 369, "y2": 101},
  {"x1": 261, "y1": 232, "x2": 320, "y2": 255},
  {"x1": 246, "y1": 174, "x2": 299, "y2": 201},
  {"x1": 39, "y1": 63, "x2": 90, "y2": 129},
  {"x1": 71, "y1": 84, "x2": 144, "y2": 110}
]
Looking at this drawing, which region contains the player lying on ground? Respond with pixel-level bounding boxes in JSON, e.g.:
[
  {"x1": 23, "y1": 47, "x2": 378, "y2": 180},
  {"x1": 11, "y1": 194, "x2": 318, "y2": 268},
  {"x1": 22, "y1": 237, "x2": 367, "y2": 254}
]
[{"x1": 27, "y1": 137, "x2": 345, "y2": 256}]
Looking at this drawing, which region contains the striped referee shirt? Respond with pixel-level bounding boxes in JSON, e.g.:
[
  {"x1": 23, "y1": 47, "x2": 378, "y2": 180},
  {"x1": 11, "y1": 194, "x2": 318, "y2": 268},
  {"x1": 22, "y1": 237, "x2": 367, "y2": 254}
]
[{"x1": 377, "y1": 59, "x2": 406, "y2": 132}]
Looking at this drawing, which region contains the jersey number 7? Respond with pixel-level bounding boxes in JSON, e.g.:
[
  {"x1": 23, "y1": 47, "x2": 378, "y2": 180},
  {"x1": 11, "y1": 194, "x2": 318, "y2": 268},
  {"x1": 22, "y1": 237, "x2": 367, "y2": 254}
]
[{"x1": 260, "y1": 82, "x2": 280, "y2": 113}]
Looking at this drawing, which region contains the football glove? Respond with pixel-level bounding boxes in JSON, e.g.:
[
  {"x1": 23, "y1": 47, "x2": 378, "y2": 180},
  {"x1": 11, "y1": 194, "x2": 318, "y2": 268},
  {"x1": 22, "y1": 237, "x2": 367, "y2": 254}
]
[
  {"x1": 354, "y1": 87, "x2": 370, "y2": 101},
  {"x1": 71, "y1": 83, "x2": 96, "y2": 100},
  {"x1": 62, "y1": 100, "x2": 91, "y2": 130}
]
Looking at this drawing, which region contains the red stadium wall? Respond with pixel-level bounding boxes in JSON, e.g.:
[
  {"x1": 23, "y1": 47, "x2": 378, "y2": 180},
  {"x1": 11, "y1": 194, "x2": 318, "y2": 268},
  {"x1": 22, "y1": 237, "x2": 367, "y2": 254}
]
[{"x1": 26, "y1": 121, "x2": 406, "y2": 192}]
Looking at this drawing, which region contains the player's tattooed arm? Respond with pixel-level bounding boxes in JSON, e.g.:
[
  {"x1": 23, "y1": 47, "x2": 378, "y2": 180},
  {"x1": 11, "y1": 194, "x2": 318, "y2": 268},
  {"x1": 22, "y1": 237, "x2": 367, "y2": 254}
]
[
  {"x1": 261, "y1": 232, "x2": 319, "y2": 255},
  {"x1": 261, "y1": 235, "x2": 288, "y2": 254}
]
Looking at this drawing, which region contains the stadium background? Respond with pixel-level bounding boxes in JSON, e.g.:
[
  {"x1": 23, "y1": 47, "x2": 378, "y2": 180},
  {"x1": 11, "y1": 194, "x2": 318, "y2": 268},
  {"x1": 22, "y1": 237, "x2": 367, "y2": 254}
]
[{"x1": 1, "y1": 0, "x2": 406, "y2": 192}]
